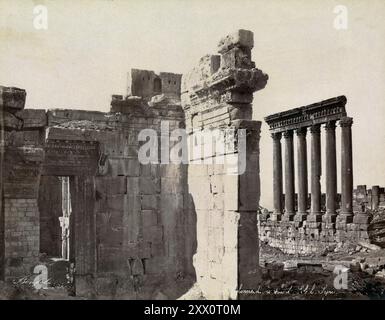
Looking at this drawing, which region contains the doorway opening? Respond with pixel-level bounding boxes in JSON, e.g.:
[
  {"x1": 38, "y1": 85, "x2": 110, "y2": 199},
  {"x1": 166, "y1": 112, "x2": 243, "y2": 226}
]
[
  {"x1": 38, "y1": 176, "x2": 74, "y2": 289},
  {"x1": 38, "y1": 176, "x2": 72, "y2": 260}
]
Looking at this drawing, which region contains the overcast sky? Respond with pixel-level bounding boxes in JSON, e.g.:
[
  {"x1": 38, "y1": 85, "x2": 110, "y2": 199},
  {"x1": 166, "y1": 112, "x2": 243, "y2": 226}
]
[{"x1": 1, "y1": 0, "x2": 384, "y2": 208}]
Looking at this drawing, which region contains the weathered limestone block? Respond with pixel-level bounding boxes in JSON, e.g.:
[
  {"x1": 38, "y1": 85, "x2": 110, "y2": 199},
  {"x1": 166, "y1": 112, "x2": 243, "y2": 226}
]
[
  {"x1": 141, "y1": 195, "x2": 158, "y2": 210},
  {"x1": 143, "y1": 225, "x2": 163, "y2": 243},
  {"x1": 141, "y1": 210, "x2": 158, "y2": 228},
  {"x1": 16, "y1": 109, "x2": 47, "y2": 129},
  {"x1": 217, "y1": 29, "x2": 254, "y2": 54},
  {"x1": 0, "y1": 86, "x2": 26, "y2": 113},
  {"x1": 2, "y1": 111, "x2": 23, "y2": 130},
  {"x1": 127, "y1": 177, "x2": 140, "y2": 194},
  {"x1": 108, "y1": 158, "x2": 140, "y2": 176},
  {"x1": 96, "y1": 176, "x2": 127, "y2": 195},
  {"x1": 139, "y1": 177, "x2": 160, "y2": 195},
  {"x1": 3, "y1": 198, "x2": 40, "y2": 279}
]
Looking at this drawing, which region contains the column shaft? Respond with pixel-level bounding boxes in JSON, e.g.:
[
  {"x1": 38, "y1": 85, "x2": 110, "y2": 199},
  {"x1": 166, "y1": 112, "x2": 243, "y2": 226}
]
[
  {"x1": 283, "y1": 130, "x2": 295, "y2": 219},
  {"x1": 310, "y1": 125, "x2": 322, "y2": 219},
  {"x1": 340, "y1": 117, "x2": 353, "y2": 217},
  {"x1": 325, "y1": 121, "x2": 337, "y2": 220},
  {"x1": 272, "y1": 132, "x2": 283, "y2": 220},
  {"x1": 295, "y1": 127, "x2": 308, "y2": 220}
]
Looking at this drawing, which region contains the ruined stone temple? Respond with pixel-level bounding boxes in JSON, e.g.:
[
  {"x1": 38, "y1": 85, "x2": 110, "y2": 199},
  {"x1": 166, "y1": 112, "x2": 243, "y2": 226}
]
[
  {"x1": 260, "y1": 97, "x2": 373, "y2": 255},
  {"x1": 2, "y1": 27, "x2": 380, "y2": 300},
  {"x1": 0, "y1": 30, "x2": 268, "y2": 299}
]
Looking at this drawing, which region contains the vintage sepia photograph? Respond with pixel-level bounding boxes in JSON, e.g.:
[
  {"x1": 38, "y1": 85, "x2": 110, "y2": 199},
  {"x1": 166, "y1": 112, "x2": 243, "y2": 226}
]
[{"x1": 1, "y1": 0, "x2": 385, "y2": 306}]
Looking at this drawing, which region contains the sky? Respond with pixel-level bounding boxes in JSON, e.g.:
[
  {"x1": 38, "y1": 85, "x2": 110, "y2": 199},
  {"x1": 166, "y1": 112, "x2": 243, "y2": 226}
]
[{"x1": 1, "y1": 0, "x2": 384, "y2": 208}]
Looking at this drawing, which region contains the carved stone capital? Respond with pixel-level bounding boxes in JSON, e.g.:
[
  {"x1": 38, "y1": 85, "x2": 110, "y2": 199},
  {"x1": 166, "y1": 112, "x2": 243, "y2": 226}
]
[
  {"x1": 271, "y1": 132, "x2": 282, "y2": 140},
  {"x1": 324, "y1": 120, "x2": 336, "y2": 131},
  {"x1": 296, "y1": 127, "x2": 307, "y2": 136},
  {"x1": 283, "y1": 130, "x2": 293, "y2": 139},
  {"x1": 340, "y1": 117, "x2": 353, "y2": 128},
  {"x1": 310, "y1": 124, "x2": 321, "y2": 134}
]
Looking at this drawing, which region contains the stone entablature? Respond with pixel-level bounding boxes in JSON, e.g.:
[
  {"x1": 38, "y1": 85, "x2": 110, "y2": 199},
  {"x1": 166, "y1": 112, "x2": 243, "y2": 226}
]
[{"x1": 265, "y1": 96, "x2": 347, "y2": 133}]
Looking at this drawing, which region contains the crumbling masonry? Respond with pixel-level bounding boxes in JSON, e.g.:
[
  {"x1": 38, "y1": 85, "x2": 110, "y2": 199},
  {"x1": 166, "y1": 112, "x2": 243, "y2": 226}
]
[{"x1": 0, "y1": 30, "x2": 267, "y2": 299}]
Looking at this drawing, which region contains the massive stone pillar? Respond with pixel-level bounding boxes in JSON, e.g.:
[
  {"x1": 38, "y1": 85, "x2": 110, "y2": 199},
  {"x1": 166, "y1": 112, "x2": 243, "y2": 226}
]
[
  {"x1": 283, "y1": 130, "x2": 295, "y2": 220},
  {"x1": 340, "y1": 117, "x2": 353, "y2": 221},
  {"x1": 272, "y1": 132, "x2": 283, "y2": 221},
  {"x1": 181, "y1": 29, "x2": 268, "y2": 299},
  {"x1": 309, "y1": 125, "x2": 322, "y2": 221},
  {"x1": 295, "y1": 127, "x2": 308, "y2": 221},
  {"x1": 324, "y1": 120, "x2": 337, "y2": 222}
]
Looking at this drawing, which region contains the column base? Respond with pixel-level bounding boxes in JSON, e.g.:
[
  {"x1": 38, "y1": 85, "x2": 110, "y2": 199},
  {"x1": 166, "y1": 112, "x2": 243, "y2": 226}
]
[
  {"x1": 281, "y1": 212, "x2": 295, "y2": 222},
  {"x1": 322, "y1": 213, "x2": 337, "y2": 223},
  {"x1": 294, "y1": 212, "x2": 308, "y2": 222},
  {"x1": 307, "y1": 213, "x2": 323, "y2": 222},
  {"x1": 353, "y1": 213, "x2": 371, "y2": 225},
  {"x1": 337, "y1": 213, "x2": 354, "y2": 224},
  {"x1": 270, "y1": 213, "x2": 282, "y2": 222}
]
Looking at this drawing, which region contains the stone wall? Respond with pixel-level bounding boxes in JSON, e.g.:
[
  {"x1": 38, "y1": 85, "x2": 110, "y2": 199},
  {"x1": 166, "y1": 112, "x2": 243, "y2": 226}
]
[
  {"x1": 0, "y1": 69, "x2": 197, "y2": 298},
  {"x1": 42, "y1": 74, "x2": 194, "y2": 297},
  {"x1": 259, "y1": 217, "x2": 371, "y2": 255},
  {"x1": 182, "y1": 30, "x2": 267, "y2": 299},
  {"x1": 1, "y1": 86, "x2": 45, "y2": 279},
  {"x1": 3, "y1": 199, "x2": 40, "y2": 278},
  {"x1": 259, "y1": 189, "x2": 372, "y2": 256}
]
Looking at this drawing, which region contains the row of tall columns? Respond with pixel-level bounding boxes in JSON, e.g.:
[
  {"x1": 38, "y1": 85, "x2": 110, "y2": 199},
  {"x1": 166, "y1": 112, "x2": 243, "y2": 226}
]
[{"x1": 271, "y1": 117, "x2": 353, "y2": 222}]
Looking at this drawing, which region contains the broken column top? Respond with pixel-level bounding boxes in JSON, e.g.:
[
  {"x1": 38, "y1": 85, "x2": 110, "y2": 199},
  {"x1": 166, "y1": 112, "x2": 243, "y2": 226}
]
[
  {"x1": 182, "y1": 29, "x2": 268, "y2": 106},
  {"x1": 217, "y1": 29, "x2": 254, "y2": 54},
  {"x1": 0, "y1": 86, "x2": 26, "y2": 113}
]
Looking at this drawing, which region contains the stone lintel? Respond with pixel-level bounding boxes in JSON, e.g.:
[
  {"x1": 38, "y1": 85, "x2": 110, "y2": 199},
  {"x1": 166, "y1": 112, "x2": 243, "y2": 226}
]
[{"x1": 47, "y1": 109, "x2": 112, "y2": 127}]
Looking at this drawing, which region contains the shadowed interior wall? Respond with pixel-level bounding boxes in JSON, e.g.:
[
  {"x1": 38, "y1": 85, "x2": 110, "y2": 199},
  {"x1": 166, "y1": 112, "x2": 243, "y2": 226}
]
[{"x1": 38, "y1": 176, "x2": 62, "y2": 257}]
